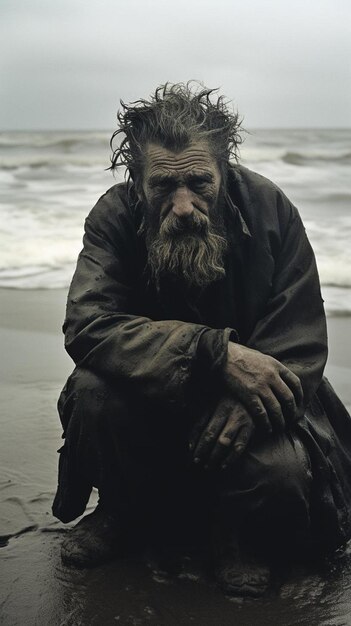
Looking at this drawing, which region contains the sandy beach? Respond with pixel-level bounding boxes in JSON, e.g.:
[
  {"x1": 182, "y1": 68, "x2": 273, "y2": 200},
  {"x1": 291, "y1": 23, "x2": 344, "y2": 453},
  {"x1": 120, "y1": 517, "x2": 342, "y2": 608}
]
[{"x1": 1, "y1": 287, "x2": 351, "y2": 626}]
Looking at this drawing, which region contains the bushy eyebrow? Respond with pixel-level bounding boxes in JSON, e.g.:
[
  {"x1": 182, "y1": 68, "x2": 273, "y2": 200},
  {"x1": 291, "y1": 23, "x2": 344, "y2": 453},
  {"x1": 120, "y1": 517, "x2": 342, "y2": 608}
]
[
  {"x1": 186, "y1": 172, "x2": 214, "y2": 184},
  {"x1": 148, "y1": 174, "x2": 174, "y2": 188},
  {"x1": 149, "y1": 172, "x2": 215, "y2": 188}
]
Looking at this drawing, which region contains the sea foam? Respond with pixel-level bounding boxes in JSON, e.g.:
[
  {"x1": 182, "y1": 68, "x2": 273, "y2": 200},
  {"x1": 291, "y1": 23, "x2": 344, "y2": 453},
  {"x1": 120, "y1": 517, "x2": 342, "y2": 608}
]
[{"x1": 0, "y1": 129, "x2": 350, "y2": 315}]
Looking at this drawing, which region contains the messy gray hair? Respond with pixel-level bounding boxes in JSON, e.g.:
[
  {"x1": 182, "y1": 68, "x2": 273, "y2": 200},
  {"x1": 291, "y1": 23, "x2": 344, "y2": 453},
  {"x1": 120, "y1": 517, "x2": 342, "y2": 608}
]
[{"x1": 109, "y1": 81, "x2": 243, "y2": 190}]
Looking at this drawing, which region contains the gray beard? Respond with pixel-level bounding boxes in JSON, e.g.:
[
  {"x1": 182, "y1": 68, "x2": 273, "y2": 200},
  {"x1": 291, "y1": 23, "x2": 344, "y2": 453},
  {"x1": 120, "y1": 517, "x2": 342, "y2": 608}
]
[{"x1": 145, "y1": 208, "x2": 228, "y2": 292}]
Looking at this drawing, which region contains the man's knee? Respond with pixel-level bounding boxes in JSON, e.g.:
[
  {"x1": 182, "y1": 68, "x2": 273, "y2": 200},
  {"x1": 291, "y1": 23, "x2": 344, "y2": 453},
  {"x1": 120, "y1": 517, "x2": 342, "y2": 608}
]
[
  {"x1": 58, "y1": 367, "x2": 129, "y2": 435},
  {"x1": 221, "y1": 431, "x2": 313, "y2": 513},
  {"x1": 219, "y1": 432, "x2": 314, "y2": 547},
  {"x1": 241, "y1": 431, "x2": 312, "y2": 502}
]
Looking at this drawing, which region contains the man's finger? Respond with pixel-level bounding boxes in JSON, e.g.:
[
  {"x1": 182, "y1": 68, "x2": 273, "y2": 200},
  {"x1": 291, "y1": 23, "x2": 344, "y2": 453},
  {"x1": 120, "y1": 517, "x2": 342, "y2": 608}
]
[
  {"x1": 192, "y1": 410, "x2": 227, "y2": 463},
  {"x1": 207, "y1": 418, "x2": 242, "y2": 468},
  {"x1": 261, "y1": 389, "x2": 285, "y2": 432},
  {"x1": 272, "y1": 377, "x2": 298, "y2": 422},
  {"x1": 279, "y1": 367, "x2": 304, "y2": 411},
  {"x1": 221, "y1": 423, "x2": 254, "y2": 469},
  {"x1": 246, "y1": 396, "x2": 271, "y2": 433},
  {"x1": 207, "y1": 404, "x2": 255, "y2": 469},
  {"x1": 189, "y1": 406, "x2": 213, "y2": 452}
]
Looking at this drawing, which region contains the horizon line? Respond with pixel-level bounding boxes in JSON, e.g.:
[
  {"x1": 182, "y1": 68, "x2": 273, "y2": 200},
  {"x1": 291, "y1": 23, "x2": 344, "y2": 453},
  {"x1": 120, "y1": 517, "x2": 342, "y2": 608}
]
[{"x1": 1, "y1": 126, "x2": 351, "y2": 133}]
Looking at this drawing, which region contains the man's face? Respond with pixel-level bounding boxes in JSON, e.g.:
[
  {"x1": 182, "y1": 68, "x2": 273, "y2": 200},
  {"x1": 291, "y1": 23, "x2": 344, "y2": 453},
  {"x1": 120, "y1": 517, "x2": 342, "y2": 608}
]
[
  {"x1": 140, "y1": 140, "x2": 222, "y2": 224},
  {"x1": 139, "y1": 140, "x2": 227, "y2": 291}
]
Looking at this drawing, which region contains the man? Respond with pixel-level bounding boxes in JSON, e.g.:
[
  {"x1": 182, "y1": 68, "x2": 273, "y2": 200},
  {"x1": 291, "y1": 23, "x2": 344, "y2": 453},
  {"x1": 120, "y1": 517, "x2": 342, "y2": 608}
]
[{"x1": 53, "y1": 83, "x2": 351, "y2": 597}]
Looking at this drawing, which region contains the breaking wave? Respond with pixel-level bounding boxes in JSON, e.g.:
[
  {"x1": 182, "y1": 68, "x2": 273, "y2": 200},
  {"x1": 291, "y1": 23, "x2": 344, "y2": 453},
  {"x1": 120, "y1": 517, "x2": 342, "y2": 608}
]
[
  {"x1": 0, "y1": 128, "x2": 350, "y2": 317},
  {"x1": 282, "y1": 151, "x2": 351, "y2": 166}
]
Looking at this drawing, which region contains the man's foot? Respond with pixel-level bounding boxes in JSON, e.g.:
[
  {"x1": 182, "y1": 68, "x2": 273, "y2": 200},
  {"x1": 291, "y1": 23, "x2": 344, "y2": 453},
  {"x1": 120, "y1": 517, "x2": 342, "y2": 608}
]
[
  {"x1": 61, "y1": 507, "x2": 123, "y2": 568},
  {"x1": 214, "y1": 530, "x2": 271, "y2": 597}
]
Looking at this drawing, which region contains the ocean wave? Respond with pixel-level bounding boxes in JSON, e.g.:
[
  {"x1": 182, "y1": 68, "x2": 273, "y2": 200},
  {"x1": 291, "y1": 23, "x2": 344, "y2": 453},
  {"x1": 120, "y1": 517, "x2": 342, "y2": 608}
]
[
  {"x1": 0, "y1": 138, "x2": 78, "y2": 150},
  {"x1": 325, "y1": 309, "x2": 351, "y2": 317},
  {"x1": 321, "y1": 286, "x2": 351, "y2": 317},
  {"x1": 322, "y1": 281, "x2": 351, "y2": 289},
  {"x1": 0, "y1": 264, "x2": 75, "y2": 289},
  {"x1": 2, "y1": 148, "x2": 350, "y2": 171},
  {"x1": 0, "y1": 129, "x2": 350, "y2": 318},
  {"x1": 3, "y1": 152, "x2": 350, "y2": 171},
  {"x1": 316, "y1": 258, "x2": 351, "y2": 289},
  {"x1": 0, "y1": 156, "x2": 110, "y2": 170},
  {"x1": 307, "y1": 192, "x2": 351, "y2": 204},
  {"x1": 281, "y1": 151, "x2": 351, "y2": 166},
  {"x1": 0, "y1": 132, "x2": 109, "y2": 150}
]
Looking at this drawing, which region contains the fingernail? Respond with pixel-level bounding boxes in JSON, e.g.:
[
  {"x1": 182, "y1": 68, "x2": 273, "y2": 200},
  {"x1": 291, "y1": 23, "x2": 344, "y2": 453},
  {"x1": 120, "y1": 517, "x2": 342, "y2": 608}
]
[
  {"x1": 194, "y1": 457, "x2": 200, "y2": 464},
  {"x1": 189, "y1": 443, "x2": 193, "y2": 450}
]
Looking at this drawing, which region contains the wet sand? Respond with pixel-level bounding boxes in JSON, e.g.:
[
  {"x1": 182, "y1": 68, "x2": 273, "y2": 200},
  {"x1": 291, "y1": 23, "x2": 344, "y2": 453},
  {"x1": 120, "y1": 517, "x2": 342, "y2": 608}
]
[{"x1": 1, "y1": 287, "x2": 351, "y2": 626}]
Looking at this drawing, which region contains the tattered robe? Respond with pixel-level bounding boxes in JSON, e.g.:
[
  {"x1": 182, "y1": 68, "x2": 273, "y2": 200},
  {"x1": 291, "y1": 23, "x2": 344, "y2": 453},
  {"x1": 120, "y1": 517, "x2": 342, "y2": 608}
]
[{"x1": 53, "y1": 165, "x2": 351, "y2": 550}]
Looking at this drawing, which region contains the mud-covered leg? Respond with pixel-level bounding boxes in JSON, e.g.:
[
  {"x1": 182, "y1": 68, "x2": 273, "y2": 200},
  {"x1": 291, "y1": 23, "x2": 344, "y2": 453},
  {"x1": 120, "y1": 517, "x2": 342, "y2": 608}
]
[
  {"x1": 54, "y1": 367, "x2": 197, "y2": 566},
  {"x1": 213, "y1": 430, "x2": 313, "y2": 596}
]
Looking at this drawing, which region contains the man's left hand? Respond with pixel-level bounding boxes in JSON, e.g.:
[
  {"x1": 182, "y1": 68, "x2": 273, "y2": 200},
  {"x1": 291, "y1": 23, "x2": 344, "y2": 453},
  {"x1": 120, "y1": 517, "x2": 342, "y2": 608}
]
[{"x1": 189, "y1": 396, "x2": 255, "y2": 470}]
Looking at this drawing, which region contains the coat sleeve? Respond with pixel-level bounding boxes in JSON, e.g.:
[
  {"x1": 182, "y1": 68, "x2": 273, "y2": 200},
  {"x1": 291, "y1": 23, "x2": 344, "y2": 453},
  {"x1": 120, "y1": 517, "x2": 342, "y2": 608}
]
[
  {"x1": 63, "y1": 192, "x2": 232, "y2": 407},
  {"x1": 246, "y1": 200, "x2": 328, "y2": 406}
]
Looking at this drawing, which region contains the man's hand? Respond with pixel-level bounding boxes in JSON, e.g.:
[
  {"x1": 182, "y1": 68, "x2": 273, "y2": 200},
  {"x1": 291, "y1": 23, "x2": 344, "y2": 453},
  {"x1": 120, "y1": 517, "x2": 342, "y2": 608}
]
[
  {"x1": 224, "y1": 341, "x2": 304, "y2": 434},
  {"x1": 189, "y1": 396, "x2": 255, "y2": 470}
]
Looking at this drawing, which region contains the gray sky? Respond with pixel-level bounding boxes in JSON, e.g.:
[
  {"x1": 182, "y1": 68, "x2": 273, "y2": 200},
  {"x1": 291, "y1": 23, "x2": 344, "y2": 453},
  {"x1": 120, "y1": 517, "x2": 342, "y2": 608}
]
[{"x1": 1, "y1": 0, "x2": 350, "y2": 130}]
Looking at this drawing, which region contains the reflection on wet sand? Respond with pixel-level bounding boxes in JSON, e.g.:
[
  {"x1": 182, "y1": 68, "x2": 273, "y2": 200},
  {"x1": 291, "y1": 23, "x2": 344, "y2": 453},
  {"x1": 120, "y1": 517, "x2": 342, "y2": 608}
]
[
  {"x1": 1, "y1": 289, "x2": 351, "y2": 625},
  {"x1": 2, "y1": 530, "x2": 351, "y2": 625}
]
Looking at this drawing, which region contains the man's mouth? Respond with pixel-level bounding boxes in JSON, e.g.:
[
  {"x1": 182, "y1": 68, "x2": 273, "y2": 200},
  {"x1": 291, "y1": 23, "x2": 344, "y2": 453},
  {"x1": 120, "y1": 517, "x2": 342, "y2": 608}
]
[{"x1": 160, "y1": 214, "x2": 209, "y2": 239}]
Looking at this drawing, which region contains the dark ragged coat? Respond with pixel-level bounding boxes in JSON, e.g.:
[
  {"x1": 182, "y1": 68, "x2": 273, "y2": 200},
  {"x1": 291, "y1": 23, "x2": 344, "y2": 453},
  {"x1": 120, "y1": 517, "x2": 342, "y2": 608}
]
[{"x1": 55, "y1": 165, "x2": 351, "y2": 545}]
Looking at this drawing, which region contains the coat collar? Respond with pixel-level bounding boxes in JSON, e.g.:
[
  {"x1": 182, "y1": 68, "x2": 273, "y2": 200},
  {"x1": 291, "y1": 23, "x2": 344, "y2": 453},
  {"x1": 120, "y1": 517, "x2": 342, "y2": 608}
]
[
  {"x1": 224, "y1": 188, "x2": 252, "y2": 238},
  {"x1": 224, "y1": 164, "x2": 252, "y2": 239}
]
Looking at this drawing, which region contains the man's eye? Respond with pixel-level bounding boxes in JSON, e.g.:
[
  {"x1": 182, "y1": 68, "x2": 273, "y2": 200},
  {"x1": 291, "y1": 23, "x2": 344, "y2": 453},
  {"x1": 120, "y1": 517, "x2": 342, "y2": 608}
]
[
  {"x1": 152, "y1": 181, "x2": 173, "y2": 192},
  {"x1": 155, "y1": 184, "x2": 170, "y2": 194},
  {"x1": 192, "y1": 181, "x2": 208, "y2": 192}
]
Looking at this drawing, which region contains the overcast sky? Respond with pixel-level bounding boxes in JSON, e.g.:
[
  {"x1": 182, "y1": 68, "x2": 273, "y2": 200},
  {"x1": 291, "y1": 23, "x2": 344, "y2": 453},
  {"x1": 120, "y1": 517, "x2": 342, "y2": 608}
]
[{"x1": 1, "y1": 0, "x2": 350, "y2": 130}]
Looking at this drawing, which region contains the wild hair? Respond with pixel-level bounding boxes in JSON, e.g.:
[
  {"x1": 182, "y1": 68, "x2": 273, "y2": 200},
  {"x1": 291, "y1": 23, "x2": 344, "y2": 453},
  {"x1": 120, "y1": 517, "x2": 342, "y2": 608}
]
[{"x1": 109, "y1": 81, "x2": 243, "y2": 190}]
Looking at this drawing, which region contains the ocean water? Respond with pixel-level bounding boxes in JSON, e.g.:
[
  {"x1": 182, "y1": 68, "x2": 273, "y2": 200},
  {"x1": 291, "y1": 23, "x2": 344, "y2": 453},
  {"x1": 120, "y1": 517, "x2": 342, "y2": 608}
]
[{"x1": 0, "y1": 128, "x2": 350, "y2": 315}]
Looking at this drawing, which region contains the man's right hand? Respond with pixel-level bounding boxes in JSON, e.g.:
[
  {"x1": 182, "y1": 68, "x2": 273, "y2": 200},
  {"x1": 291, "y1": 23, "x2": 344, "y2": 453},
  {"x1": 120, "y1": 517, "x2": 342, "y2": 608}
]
[{"x1": 224, "y1": 341, "x2": 304, "y2": 434}]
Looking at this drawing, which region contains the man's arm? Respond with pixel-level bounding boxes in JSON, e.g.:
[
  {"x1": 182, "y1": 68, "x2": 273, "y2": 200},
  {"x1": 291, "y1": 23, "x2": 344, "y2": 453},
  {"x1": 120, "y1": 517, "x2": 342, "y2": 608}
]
[
  {"x1": 223, "y1": 200, "x2": 327, "y2": 431},
  {"x1": 246, "y1": 205, "x2": 328, "y2": 404},
  {"x1": 63, "y1": 190, "x2": 232, "y2": 408},
  {"x1": 189, "y1": 198, "x2": 328, "y2": 466}
]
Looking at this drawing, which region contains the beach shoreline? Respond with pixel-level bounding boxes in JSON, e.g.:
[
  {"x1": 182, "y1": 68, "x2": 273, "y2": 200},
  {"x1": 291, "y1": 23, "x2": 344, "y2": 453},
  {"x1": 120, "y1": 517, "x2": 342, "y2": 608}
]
[
  {"x1": 1, "y1": 287, "x2": 350, "y2": 625},
  {"x1": 1, "y1": 286, "x2": 349, "y2": 403}
]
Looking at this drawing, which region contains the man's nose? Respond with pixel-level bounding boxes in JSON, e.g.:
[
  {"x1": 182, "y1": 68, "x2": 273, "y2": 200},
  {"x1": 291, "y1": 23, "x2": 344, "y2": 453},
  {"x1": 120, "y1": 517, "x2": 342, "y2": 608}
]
[{"x1": 171, "y1": 187, "x2": 194, "y2": 217}]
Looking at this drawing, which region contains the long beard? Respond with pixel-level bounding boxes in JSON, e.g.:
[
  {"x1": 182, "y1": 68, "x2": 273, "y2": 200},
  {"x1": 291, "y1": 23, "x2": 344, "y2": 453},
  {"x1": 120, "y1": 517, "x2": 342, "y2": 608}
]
[{"x1": 145, "y1": 205, "x2": 228, "y2": 291}]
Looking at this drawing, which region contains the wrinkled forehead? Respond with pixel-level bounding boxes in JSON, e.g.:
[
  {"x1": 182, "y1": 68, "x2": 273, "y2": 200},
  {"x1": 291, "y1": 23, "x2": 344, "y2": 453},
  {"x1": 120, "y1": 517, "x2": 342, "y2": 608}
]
[{"x1": 143, "y1": 141, "x2": 221, "y2": 180}]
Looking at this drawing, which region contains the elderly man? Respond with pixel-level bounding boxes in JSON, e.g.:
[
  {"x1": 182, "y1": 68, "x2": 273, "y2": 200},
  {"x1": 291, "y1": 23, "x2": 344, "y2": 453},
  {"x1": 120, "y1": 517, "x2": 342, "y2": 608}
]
[{"x1": 53, "y1": 83, "x2": 351, "y2": 596}]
